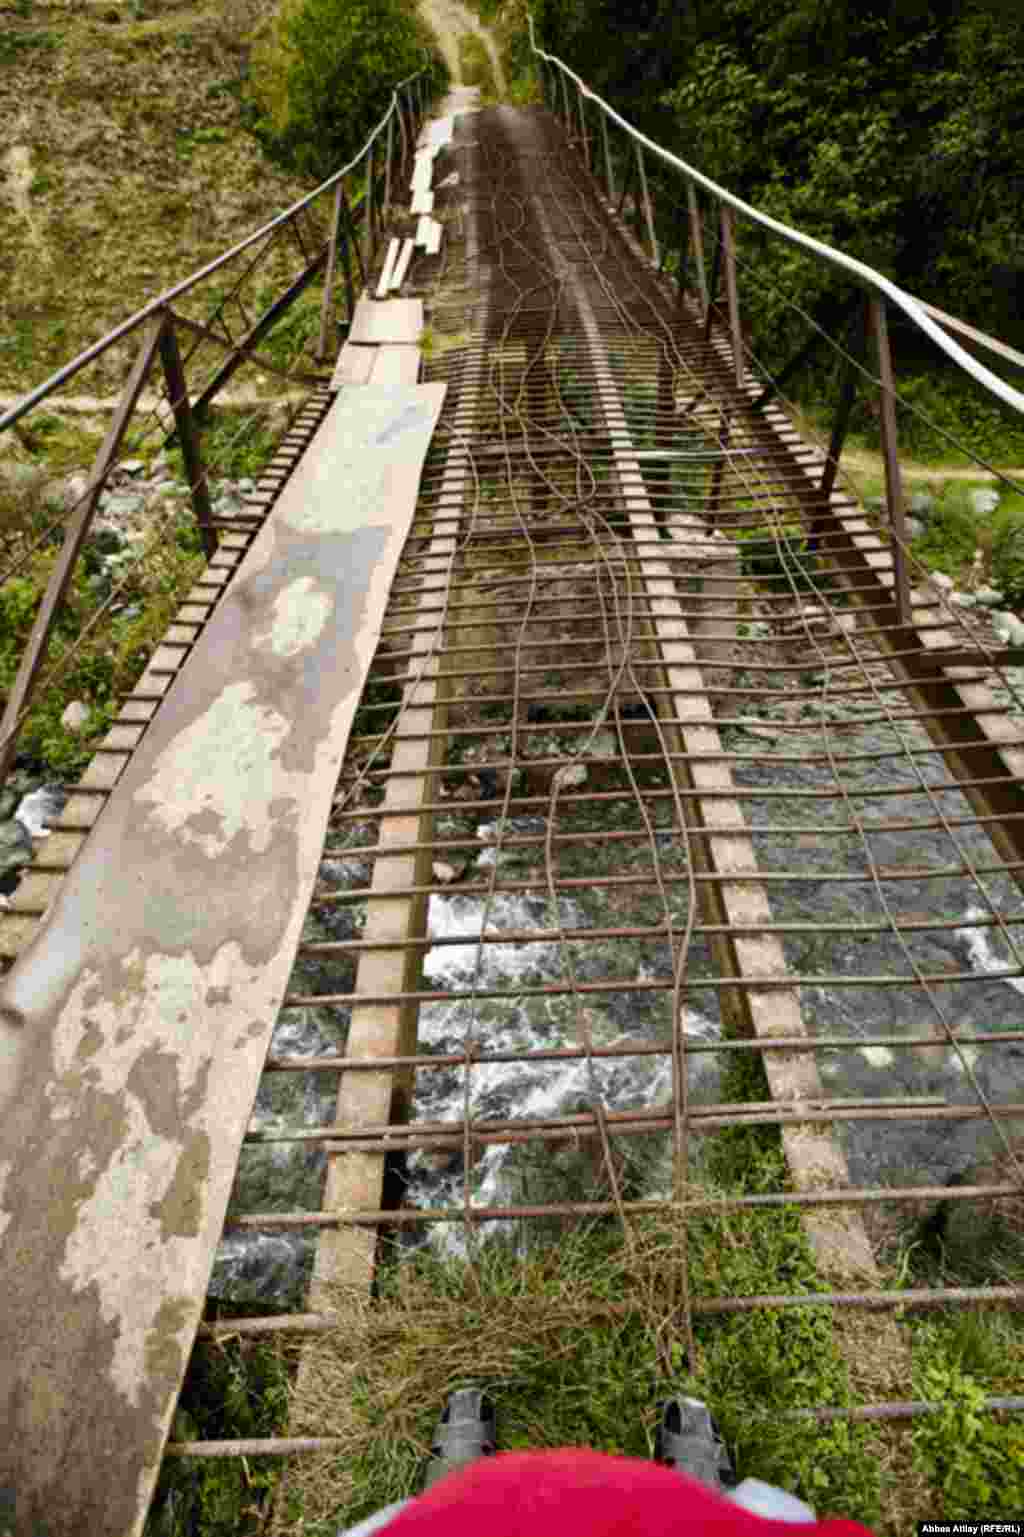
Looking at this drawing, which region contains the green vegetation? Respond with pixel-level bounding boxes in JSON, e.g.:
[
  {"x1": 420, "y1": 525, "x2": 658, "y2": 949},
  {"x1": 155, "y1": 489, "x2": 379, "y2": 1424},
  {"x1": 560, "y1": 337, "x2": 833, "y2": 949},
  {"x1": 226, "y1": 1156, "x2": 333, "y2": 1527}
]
[
  {"x1": 145, "y1": 1334, "x2": 291, "y2": 1537},
  {"x1": 0, "y1": 396, "x2": 289, "y2": 783},
  {"x1": 733, "y1": 521, "x2": 838, "y2": 599},
  {"x1": 458, "y1": 34, "x2": 498, "y2": 100},
  {"x1": 840, "y1": 473, "x2": 1024, "y2": 599},
  {"x1": 0, "y1": 28, "x2": 61, "y2": 64},
  {"x1": 283, "y1": 1214, "x2": 885, "y2": 1531},
  {"x1": 0, "y1": 485, "x2": 204, "y2": 780},
  {"x1": 250, "y1": 0, "x2": 448, "y2": 182},
  {"x1": 912, "y1": 1336, "x2": 1023, "y2": 1519},
  {"x1": 280, "y1": 1100, "x2": 878, "y2": 1529},
  {"x1": 889, "y1": 372, "x2": 1024, "y2": 465},
  {"x1": 511, "y1": 0, "x2": 1024, "y2": 464}
]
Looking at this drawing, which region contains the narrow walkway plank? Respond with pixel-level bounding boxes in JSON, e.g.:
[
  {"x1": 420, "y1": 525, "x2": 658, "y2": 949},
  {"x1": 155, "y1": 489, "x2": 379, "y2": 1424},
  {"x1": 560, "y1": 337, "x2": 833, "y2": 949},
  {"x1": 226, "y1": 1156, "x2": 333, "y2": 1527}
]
[
  {"x1": 330, "y1": 342, "x2": 376, "y2": 391},
  {"x1": 0, "y1": 383, "x2": 445, "y2": 1537},
  {"x1": 349, "y1": 295, "x2": 424, "y2": 346}
]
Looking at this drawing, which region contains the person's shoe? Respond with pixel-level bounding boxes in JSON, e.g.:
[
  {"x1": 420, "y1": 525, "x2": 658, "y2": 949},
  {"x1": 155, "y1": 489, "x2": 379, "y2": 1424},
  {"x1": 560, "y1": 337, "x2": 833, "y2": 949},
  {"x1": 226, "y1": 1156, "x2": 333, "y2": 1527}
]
[
  {"x1": 654, "y1": 1396, "x2": 734, "y2": 1490},
  {"x1": 423, "y1": 1388, "x2": 497, "y2": 1489}
]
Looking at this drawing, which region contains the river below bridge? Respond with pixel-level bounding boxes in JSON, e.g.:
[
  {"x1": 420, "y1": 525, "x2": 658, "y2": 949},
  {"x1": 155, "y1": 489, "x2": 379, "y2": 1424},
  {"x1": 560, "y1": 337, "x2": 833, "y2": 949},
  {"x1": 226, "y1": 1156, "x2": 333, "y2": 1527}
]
[{"x1": 212, "y1": 683, "x2": 1024, "y2": 1307}]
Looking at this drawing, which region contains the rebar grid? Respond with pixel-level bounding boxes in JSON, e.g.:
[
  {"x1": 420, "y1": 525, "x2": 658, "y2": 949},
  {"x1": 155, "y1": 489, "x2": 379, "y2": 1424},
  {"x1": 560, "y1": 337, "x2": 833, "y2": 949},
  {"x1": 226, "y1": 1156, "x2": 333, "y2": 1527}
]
[{"x1": 211, "y1": 101, "x2": 1024, "y2": 1404}]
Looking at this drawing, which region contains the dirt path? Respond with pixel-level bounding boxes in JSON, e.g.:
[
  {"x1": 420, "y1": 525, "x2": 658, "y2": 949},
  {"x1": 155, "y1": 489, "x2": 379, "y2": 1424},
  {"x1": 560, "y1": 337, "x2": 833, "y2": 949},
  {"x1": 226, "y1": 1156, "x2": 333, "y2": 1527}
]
[
  {"x1": 419, "y1": 0, "x2": 507, "y2": 97},
  {"x1": 839, "y1": 446, "x2": 1024, "y2": 485}
]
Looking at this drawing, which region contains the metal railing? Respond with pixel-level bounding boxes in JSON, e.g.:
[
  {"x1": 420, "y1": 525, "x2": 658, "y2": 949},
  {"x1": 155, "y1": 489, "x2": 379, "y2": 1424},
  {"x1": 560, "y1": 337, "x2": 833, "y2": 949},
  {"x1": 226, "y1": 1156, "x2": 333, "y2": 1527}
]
[
  {"x1": 528, "y1": 16, "x2": 1024, "y2": 636},
  {"x1": 0, "y1": 63, "x2": 439, "y2": 785}
]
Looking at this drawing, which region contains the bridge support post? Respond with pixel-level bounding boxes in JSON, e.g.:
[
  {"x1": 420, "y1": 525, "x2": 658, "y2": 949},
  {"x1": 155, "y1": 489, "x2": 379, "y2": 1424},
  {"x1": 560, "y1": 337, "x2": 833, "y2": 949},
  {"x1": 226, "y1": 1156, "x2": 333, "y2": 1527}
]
[
  {"x1": 559, "y1": 69, "x2": 572, "y2": 140},
  {"x1": 600, "y1": 109, "x2": 616, "y2": 204},
  {"x1": 396, "y1": 87, "x2": 409, "y2": 181},
  {"x1": 686, "y1": 181, "x2": 708, "y2": 317},
  {"x1": 158, "y1": 313, "x2": 217, "y2": 561},
  {"x1": 616, "y1": 143, "x2": 634, "y2": 219},
  {"x1": 867, "y1": 294, "x2": 911, "y2": 627},
  {"x1": 364, "y1": 140, "x2": 375, "y2": 276},
  {"x1": 341, "y1": 182, "x2": 365, "y2": 291},
  {"x1": 636, "y1": 144, "x2": 659, "y2": 267},
  {"x1": 383, "y1": 110, "x2": 394, "y2": 230},
  {"x1": 702, "y1": 213, "x2": 722, "y2": 350},
  {"x1": 809, "y1": 346, "x2": 860, "y2": 555},
  {"x1": 720, "y1": 205, "x2": 743, "y2": 388},
  {"x1": 317, "y1": 181, "x2": 351, "y2": 359},
  {"x1": 576, "y1": 82, "x2": 591, "y2": 170}
]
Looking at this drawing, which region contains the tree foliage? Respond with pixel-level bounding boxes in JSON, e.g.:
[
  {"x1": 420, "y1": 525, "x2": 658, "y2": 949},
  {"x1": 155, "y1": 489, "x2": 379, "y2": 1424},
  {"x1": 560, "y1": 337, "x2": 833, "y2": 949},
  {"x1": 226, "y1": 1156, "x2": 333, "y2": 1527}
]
[{"x1": 531, "y1": 0, "x2": 1024, "y2": 344}]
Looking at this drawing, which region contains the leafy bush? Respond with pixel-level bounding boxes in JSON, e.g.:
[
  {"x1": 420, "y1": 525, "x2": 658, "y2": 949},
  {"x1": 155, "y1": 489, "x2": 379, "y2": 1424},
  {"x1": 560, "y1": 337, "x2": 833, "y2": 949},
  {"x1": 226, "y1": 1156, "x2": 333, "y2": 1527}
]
[
  {"x1": 250, "y1": 0, "x2": 447, "y2": 182},
  {"x1": 1, "y1": 528, "x2": 203, "y2": 781},
  {"x1": 906, "y1": 494, "x2": 978, "y2": 582},
  {"x1": 146, "y1": 1337, "x2": 290, "y2": 1536},
  {"x1": 882, "y1": 371, "x2": 1024, "y2": 466},
  {"x1": 733, "y1": 522, "x2": 834, "y2": 599},
  {"x1": 988, "y1": 503, "x2": 1024, "y2": 608},
  {"x1": 912, "y1": 1328, "x2": 1024, "y2": 1519}
]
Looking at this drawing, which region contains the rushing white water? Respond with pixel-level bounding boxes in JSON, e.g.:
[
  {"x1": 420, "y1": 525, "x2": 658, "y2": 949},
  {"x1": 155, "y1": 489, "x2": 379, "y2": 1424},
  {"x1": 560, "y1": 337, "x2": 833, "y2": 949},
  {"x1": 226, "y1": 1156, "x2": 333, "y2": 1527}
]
[
  {"x1": 955, "y1": 902, "x2": 1024, "y2": 997},
  {"x1": 405, "y1": 852, "x2": 720, "y2": 1253}
]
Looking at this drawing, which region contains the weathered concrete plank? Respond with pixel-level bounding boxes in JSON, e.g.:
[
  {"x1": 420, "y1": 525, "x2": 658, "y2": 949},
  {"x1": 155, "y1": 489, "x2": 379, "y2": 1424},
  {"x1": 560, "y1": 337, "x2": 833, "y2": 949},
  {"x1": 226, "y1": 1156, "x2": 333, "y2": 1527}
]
[
  {"x1": 0, "y1": 382, "x2": 446, "y2": 1537},
  {"x1": 330, "y1": 342, "x2": 376, "y2": 392},
  {"x1": 349, "y1": 296, "x2": 424, "y2": 346},
  {"x1": 390, "y1": 237, "x2": 416, "y2": 293},
  {"x1": 371, "y1": 346, "x2": 420, "y2": 387},
  {"x1": 376, "y1": 238, "x2": 401, "y2": 299}
]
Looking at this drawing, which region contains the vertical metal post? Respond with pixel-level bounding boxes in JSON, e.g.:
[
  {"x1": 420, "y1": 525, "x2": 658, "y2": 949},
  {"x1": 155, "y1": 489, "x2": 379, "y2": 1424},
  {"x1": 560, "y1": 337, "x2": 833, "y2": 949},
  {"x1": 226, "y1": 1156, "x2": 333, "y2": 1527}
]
[
  {"x1": 636, "y1": 144, "x2": 659, "y2": 267},
  {"x1": 383, "y1": 110, "x2": 394, "y2": 229},
  {"x1": 687, "y1": 180, "x2": 708, "y2": 316},
  {"x1": 396, "y1": 89, "x2": 409, "y2": 179},
  {"x1": 720, "y1": 205, "x2": 743, "y2": 388},
  {"x1": 0, "y1": 316, "x2": 165, "y2": 785},
  {"x1": 672, "y1": 197, "x2": 691, "y2": 310},
  {"x1": 811, "y1": 346, "x2": 860, "y2": 553},
  {"x1": 702, "y1": 207, "x2": 722, "y2": 347},
  {"x1": 600, "y1": 110, "x2": 616, "y2": 204},
  {"x1": 559, "y1": 70, "x2": 572, "y2": 137},
  {"x1": 364, "y1": 141, "x2": 375, "y2": 276},
  {"x1": 159, "y1": 315, "x2": 216, "y2": 561},
  {"x1": 821, "y1": 355, "x2": 860, "y2": 504},
  {"x1": 341, "y1": 181, "x2": 365, "y2": 288},
  {"x1": 317, "y1": 180, "x2": 345, "y2": 360},
  {"x1": 576, "y1": 82, "x2": 590, "y2": 170},
  {"x1": 868, "y1": 294, "x2": 911, "y2": 627},
  {"x1": 615, "y1": 147, "x2": 634, "y2": 218}
]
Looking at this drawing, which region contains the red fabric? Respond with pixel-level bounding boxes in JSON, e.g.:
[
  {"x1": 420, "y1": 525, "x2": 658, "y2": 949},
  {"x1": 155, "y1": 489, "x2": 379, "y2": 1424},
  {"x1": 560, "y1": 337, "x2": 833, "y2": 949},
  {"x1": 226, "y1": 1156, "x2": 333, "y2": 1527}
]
[{"x1": 383, "y1": 1449, "x2": 874, "y2": 1537}]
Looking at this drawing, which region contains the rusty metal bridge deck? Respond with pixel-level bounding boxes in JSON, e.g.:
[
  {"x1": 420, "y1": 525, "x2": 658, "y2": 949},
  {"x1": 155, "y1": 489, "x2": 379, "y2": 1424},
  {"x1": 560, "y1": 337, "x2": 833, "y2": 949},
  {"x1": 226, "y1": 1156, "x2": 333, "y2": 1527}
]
[{"x1": 1, "y1": 89, "x2": 1024, "y2": 1536}]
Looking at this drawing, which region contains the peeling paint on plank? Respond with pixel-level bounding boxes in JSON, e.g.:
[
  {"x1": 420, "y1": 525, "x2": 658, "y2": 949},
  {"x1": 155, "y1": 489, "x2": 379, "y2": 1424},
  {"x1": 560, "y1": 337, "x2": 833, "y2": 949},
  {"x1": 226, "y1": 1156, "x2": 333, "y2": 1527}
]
[{"x1": 0, "y1": 383, "x2": 446, "y2": 1537}]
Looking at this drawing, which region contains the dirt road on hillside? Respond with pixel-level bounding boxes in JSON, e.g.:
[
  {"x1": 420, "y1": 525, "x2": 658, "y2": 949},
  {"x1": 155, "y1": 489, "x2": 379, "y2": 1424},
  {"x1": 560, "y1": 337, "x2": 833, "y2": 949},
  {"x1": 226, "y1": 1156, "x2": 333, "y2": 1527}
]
[
  {"x1": 420, "y1": 0, "x2": 507, "y2": 96},
  {"x1": 839, "y1": 446, "x2": 1024, "y2": 484}
]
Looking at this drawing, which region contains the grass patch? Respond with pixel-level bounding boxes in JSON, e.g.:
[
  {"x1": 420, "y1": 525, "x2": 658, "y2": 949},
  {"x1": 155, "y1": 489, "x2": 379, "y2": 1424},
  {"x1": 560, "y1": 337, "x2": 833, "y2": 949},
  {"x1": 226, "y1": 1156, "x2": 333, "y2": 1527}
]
[
  {"x1": 458, "y1": 33, "x2": 498, "y2": 101},
  {"x1": 280, "y1": 1197, "x2": 884, "y2": 1535},
  {"x1": 280, "y1": 1051, "x2": 884, "y2": 1534},
  {"x1": 146, "y1": 1332, "x2": 292, "y2": 1536},
  {"x1": 0, "y1": 27, "x2": 62, "y2": 64}
]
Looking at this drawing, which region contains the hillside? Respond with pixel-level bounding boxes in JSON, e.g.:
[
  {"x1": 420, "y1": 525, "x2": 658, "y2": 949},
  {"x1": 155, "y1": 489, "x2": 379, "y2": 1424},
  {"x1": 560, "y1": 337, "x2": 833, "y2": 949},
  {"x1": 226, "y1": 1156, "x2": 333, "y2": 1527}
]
[{"x1": 0, "y1": 0, "x2": 311, "y2": 398}]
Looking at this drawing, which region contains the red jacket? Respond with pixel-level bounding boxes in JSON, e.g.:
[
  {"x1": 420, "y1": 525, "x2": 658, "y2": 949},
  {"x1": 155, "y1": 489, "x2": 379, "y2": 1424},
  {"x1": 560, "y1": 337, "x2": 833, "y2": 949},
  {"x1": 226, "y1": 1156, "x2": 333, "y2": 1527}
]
[{"x1": 383, "y1": 1449, "x2": 874, "y2": 1537}]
